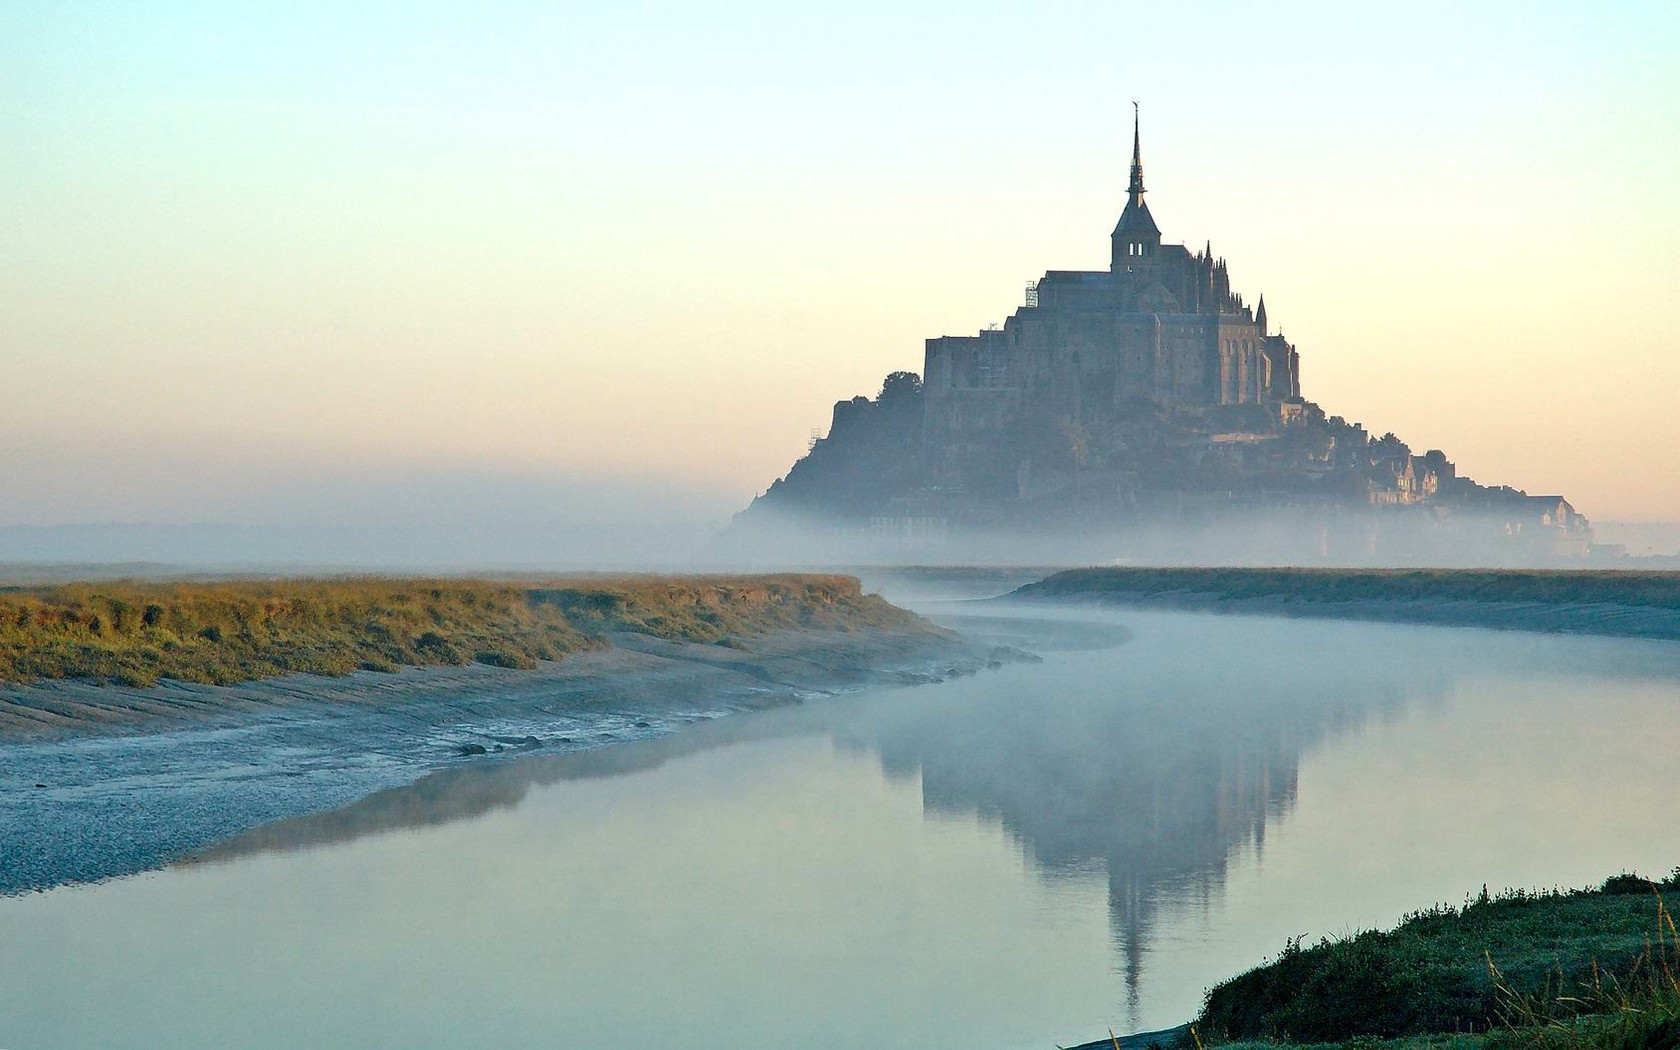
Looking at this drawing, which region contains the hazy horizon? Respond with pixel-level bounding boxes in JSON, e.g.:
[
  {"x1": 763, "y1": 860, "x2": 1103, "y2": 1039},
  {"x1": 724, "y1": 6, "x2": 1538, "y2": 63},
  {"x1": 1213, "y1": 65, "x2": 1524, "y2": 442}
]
[{"x1": 5, "y1": 3, "x2": 1678, "y2": 552}]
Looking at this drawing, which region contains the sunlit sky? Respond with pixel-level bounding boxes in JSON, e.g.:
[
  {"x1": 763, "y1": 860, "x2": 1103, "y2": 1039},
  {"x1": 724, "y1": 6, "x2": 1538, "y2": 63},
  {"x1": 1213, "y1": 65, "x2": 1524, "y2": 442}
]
[{"x1": 4, "y1": 2, "x2": 1678, "y2": 532}]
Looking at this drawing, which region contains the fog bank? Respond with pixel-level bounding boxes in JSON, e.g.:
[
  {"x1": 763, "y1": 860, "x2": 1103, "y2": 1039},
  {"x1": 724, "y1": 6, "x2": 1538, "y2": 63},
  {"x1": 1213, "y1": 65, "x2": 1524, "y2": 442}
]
[{"x1": 0, "y1": 469, "x2": 738, "y2": 573}]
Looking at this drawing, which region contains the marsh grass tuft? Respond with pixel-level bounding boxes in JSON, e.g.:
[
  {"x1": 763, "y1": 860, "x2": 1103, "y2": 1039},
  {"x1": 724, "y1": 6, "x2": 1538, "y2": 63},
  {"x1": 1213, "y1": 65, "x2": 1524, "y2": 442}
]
[{"x1": 1480, "y1": 888, "x2": 1680, "y2": 1050}]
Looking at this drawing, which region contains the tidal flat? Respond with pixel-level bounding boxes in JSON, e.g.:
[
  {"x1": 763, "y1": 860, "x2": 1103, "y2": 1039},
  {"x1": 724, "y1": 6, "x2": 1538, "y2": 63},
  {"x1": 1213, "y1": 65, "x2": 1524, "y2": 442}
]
[
  {"x1": 0, "y1": 575, "x2": 992, "y2": 893},
  {"x1": 3, "y1": 596, "x2": 1679, "y2": 1050}
]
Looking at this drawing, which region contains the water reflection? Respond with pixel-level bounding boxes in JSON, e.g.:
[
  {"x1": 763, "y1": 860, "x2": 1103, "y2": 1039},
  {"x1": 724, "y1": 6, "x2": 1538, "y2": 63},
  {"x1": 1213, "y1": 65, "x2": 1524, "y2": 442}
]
[
  {"x1": 183, "y1": 610, "x2": 1132, "y2": 865},
  {"x1": 837, "y1": 610, "x2": 1455, "y2": 1024},
  {"x1": 177, "y1": 606, "x2": 1680, "y2": 1030}
]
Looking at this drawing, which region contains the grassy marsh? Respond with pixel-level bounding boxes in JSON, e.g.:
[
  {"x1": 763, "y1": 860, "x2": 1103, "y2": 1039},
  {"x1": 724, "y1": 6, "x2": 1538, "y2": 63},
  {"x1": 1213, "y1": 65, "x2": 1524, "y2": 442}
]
[
  {"x1": 1017, "y1": 567, "x2": 1680, "y2": 608},
  {"x1": 1014, "y1": 568, "x2": 1680, "y2": 641},
  {"x1": 0, "y1": 574, "x2": 923, "y2": 688}
]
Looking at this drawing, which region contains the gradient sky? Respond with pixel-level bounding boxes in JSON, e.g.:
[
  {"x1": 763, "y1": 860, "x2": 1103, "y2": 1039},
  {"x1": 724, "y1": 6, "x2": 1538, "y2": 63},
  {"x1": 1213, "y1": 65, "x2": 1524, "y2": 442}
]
[{"x1": 4, "y1": 1, "x2": 1678, "y2": 531}]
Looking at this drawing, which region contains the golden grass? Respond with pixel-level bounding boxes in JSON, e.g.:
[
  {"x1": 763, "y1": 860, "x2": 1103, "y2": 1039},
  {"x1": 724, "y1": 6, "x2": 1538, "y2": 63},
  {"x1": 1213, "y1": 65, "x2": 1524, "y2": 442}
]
[{"x1": 0, "y1": 574, "x2": 920, "y2": 688}]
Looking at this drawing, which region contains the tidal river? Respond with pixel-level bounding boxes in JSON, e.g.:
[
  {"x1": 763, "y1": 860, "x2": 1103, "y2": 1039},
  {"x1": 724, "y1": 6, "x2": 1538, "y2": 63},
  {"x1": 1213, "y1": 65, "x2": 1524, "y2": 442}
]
[{"x1": 3, "y1": 600, "x2": 1680, "y2": 1049}]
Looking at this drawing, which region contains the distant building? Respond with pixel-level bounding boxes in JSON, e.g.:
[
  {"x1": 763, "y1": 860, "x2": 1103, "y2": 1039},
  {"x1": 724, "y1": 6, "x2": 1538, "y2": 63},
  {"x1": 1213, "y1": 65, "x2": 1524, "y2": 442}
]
[
  {"x1": 1512, "y1": 496, "x2": 1591, "y2": 557},
  {"x1": 734, "y1": 108, "x2": 1591, "y2": 564},
  {"x1": 923, "y1": 107, "x2": 1298, "y2": 485}
]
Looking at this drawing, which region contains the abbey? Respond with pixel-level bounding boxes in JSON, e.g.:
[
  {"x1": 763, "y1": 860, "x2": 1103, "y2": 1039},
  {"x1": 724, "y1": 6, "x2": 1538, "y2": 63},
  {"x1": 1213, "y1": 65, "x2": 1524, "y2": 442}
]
[
  {"x1": 922, "y1": 108, "x2": 1302, "y2": 489},
  {"x1": 927, "y1": 108, "x2": 1295, "y2": 429},
  {"x1": 736, "y1": 109, "x2": 1591, "y2": 563}
]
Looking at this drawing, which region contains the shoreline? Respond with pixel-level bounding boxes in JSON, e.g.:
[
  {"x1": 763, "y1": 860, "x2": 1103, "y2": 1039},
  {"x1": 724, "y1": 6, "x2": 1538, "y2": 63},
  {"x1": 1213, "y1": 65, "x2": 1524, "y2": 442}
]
[
  {"x1": 0, "y1": 624, "x2": 975, "y2": 742},
  {"x1": 1011, "y1": 567, "x2": 1680, "y2": 642},
  {"x1": 0, "y1": 622, "x2": 1002, "y2": 895}
]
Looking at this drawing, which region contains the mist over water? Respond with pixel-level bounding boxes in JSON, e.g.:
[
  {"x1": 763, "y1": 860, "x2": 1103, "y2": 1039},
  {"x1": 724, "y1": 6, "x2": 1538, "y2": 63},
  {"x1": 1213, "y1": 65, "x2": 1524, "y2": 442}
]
[
  {"x1": 5, "y1": 604, "x2": 1680, "y2": 1048},
  {"x1": 0, "y1": 469, "x2": 739, "y2": 572},
  {"x1": 717, "y1": 506, "x2": 1622, "y2": 570},
  {"x1": 11, "y1": 468, "x2": 1669, "y2": 574}
]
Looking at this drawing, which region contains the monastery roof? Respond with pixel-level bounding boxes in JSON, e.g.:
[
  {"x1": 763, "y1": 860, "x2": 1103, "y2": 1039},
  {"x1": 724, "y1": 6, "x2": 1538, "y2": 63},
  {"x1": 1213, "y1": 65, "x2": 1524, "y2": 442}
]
[
  {"x1": 1040, "y1": 269, "x2": 1110, "y2": 284},
  {"x1": 1112, "y1": 197, "x2": 1160, "y2": 237}
]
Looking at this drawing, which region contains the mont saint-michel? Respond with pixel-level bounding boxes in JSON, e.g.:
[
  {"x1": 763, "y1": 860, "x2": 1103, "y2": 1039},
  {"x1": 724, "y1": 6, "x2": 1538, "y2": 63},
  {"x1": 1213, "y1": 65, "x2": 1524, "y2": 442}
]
[{"x1": 735, "y1": 111, "x2": 1590, "y2": 566}]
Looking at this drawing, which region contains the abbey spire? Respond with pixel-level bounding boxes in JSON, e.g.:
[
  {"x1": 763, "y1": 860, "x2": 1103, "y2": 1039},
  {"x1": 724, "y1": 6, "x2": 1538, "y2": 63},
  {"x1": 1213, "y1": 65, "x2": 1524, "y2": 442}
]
[
  {"x1": 1128, "y1": 100, "x2": 1146, "y2": 200},
  {"x1": 1111, "y1": 102, "x2": 1162, "y2": 269}
]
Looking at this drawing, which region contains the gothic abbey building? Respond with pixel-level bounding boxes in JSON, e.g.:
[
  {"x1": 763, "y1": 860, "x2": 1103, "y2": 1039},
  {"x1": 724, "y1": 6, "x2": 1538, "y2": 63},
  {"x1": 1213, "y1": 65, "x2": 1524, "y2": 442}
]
[
  {"x1": 737, "y1": 112, "x2": 1590, "y2": 563},
  {"x1": 925, "y1": 111, "x2": 1298, "y2": 478}
]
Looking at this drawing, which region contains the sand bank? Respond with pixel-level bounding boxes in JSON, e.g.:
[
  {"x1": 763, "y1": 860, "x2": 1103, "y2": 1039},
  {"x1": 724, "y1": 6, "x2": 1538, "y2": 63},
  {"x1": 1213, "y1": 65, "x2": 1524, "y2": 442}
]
[{"x1": 1013, "y1": 567, "x2": 1680, "y2": 641}]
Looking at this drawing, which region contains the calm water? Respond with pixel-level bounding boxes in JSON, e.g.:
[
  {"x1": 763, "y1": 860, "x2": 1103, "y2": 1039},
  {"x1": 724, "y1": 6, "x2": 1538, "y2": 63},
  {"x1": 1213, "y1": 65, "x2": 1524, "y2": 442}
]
[{"x1": 4, "y1": 606, "x2": 1680, "y2": 1049}]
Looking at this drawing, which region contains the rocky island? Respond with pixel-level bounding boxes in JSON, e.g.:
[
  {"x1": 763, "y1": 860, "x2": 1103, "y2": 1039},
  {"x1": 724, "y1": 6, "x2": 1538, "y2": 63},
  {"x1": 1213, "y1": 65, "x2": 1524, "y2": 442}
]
[{"x1": 732, "y1": 110, "x2": 1591, "y2": 566}]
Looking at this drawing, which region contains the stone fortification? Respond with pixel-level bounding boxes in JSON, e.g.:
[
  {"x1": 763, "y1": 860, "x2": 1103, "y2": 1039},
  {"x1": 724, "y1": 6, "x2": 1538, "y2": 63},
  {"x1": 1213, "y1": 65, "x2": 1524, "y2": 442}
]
[{"x1": 736, "y1": 109, "x2": 1589, "y2": 564}]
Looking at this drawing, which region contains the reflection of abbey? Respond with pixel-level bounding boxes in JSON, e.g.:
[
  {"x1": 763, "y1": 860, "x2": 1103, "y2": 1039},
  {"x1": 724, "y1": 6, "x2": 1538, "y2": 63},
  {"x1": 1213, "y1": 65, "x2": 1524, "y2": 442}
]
[{"x1": 737, "y1": 109, "x2": 1592, "y2": 563}]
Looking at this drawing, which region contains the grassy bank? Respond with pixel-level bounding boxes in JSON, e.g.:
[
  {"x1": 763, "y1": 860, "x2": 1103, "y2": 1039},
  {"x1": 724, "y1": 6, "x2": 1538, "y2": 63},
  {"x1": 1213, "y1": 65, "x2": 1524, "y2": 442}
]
[
  {"x1": 1185, "y1": 871, "x2": 1680, "y2": 1050},
  {"x1": 0, "y1": 574, "x2": 924, "y2": 688},
  {"x1": 1013, "y1": 568, "x2": 1680, "y2": 641}
]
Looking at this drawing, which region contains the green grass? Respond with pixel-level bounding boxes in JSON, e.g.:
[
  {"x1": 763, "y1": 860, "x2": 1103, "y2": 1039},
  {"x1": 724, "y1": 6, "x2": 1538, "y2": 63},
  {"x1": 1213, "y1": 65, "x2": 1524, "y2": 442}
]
[
  {"x1": 1193, "y1": 871, "x2": 1680, "y2": 1049},
  {"x1": 0, "y1": 574, "x2": 923, "y2": 688}
]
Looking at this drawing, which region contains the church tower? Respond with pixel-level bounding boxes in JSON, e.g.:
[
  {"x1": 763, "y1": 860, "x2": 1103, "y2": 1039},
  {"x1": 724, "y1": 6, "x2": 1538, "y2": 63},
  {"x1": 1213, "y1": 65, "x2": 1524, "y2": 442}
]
[{"x1": 1111, "y1": 103, "x2": 1162, "y2": 270}]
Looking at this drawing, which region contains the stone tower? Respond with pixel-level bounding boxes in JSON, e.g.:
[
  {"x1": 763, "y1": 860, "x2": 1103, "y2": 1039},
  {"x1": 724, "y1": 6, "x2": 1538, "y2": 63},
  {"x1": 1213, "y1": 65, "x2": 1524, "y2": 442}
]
[{"x1": 1111, "y1": 103, "x2": 1161, "y2": 269}]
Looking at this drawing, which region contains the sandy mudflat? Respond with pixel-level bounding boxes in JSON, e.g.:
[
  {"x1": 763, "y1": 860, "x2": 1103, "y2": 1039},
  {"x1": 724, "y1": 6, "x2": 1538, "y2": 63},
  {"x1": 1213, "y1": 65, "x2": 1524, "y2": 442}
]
[
  {"x1": 0, "y1": 625, "x2": 996, "y2": 893},
  {"x1": 0, "y1": 626, "x2": 978, "y2": 741}
]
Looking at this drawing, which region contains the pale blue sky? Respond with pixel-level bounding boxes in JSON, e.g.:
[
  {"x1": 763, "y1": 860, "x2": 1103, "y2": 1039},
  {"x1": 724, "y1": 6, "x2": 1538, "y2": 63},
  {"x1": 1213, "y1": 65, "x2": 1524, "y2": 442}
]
[{"x1": 3, "y1": 1, "x2": 1677, "y2": 531}]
